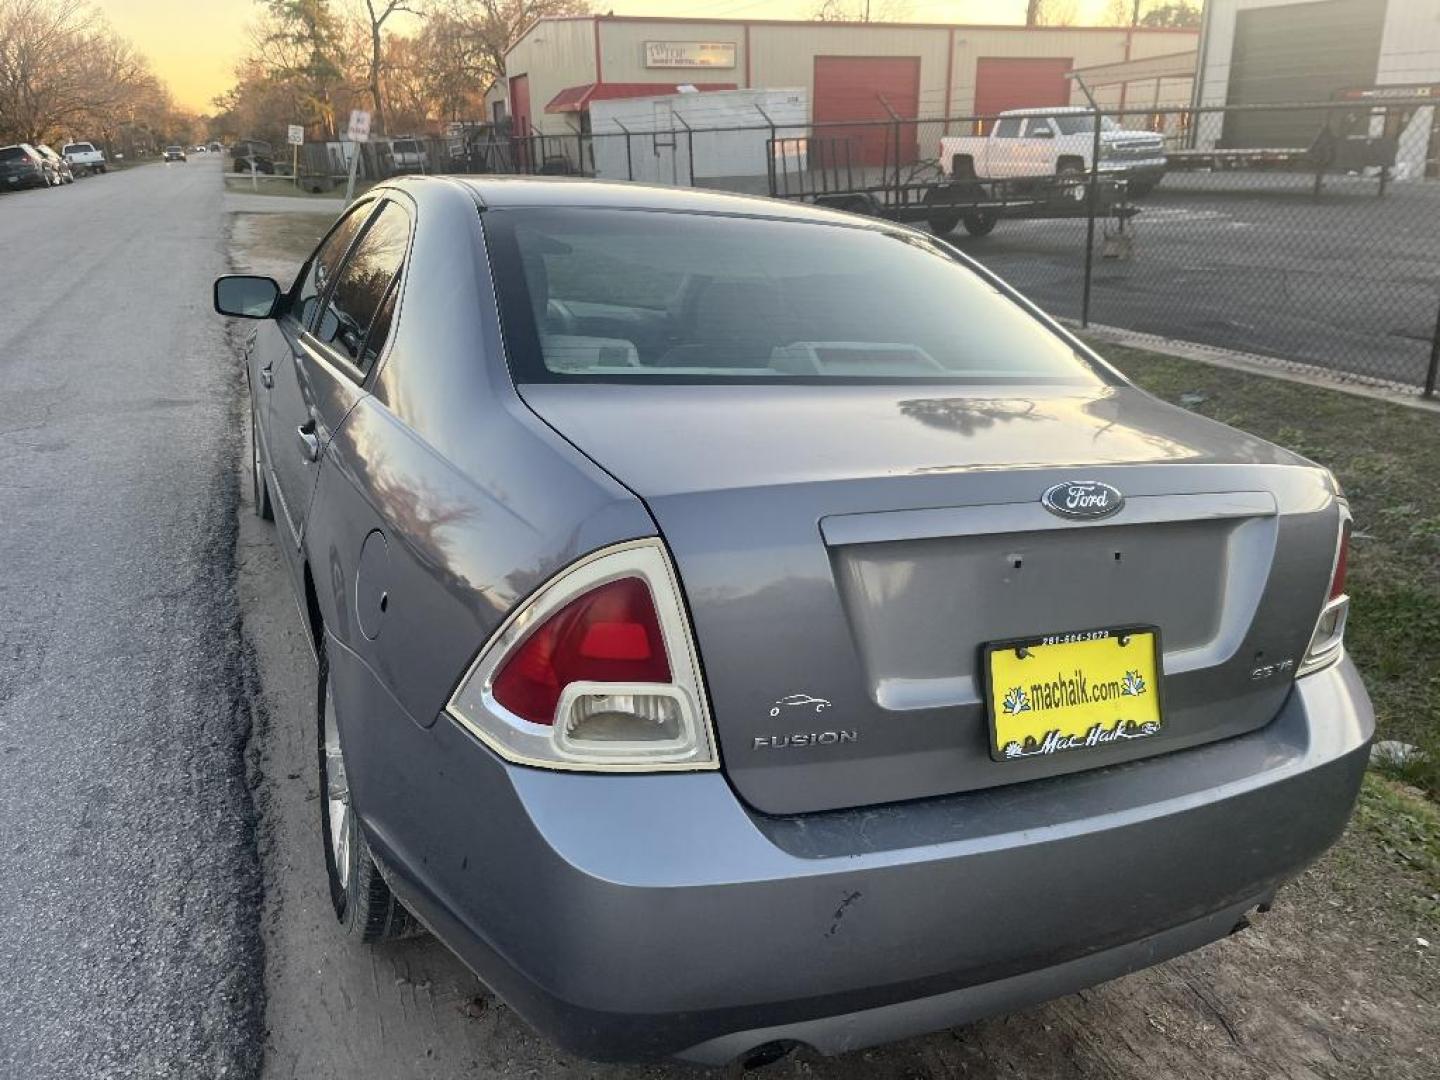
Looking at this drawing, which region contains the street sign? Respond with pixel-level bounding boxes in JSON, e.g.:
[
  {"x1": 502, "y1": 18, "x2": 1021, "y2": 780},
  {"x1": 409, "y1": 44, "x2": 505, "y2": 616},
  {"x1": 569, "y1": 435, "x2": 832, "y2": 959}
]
[
  {"x1": 347, "y1": 109, "x2": 371, "y2": 143},
  {"x1": 286, "y1": 124, "x2": 304, "y2": 146}
]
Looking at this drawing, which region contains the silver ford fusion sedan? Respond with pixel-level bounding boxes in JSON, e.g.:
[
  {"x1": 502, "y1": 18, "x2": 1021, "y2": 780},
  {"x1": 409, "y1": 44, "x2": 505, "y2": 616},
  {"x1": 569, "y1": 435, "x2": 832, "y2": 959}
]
[{"x1": 214, "y1": 176, "x2": 1371, "y2": 1064}]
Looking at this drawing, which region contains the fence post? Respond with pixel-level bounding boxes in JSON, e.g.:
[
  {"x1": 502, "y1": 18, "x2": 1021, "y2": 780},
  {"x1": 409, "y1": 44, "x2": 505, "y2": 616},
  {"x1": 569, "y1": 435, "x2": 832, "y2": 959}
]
[
  {"x1": 675, "y1": 113, "x2": 695, "y2": 187},
  {"x1": 614, "y1": 120, "x2": 634, "y2": 181},
  {"x1": 1074, "y1": 75, "x2": 1102, "y2": 330},
  {"x1": 877, "y1": 94, "x2": 901, "y2": 214},
  {"x1": 1426, "y1": 293, "x2": 1440, "y2": 398}
]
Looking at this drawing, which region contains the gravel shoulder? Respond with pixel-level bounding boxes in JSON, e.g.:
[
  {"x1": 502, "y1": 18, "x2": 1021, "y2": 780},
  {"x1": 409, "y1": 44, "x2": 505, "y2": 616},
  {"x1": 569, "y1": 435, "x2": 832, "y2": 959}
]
[{"x1": 232, "y1": 208, "x2": 1438, "y2": 1079}]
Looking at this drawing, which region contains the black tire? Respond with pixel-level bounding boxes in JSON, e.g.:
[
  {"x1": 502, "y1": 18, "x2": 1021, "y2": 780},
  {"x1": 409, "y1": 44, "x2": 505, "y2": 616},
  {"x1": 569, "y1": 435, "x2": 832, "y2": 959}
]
[
  {"x1": 927, "y1": 212, "x2": 961, "y2": 235},
  {"x1": 1057, "y1": 160, "x2": 1087, "y2": 202},
  {"x1": 962, "y1": 212, "x2": 998, "y2": 237},
  {"x1": 317, "y1": 643, "x2": 418, "y2": 943},
  {"x1": 250, "y1": 409, "x2": 274, "y2": 521},
  {"x1": 925, "y1": 182, "x2": 982, "y2": 235}
]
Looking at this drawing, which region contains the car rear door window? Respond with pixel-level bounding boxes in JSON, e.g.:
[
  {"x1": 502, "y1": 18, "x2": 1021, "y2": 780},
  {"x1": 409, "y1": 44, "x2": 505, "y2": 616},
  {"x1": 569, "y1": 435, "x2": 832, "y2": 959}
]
[
  {"x1": 993, "y1": 117, "x2": 1023, "y2": 138},
  {"x1": 289, "y1": 202, "x2": 373, "y2": 330},
  {"x1": 314, "y1": 201, "x2": 409, "y2": 375}
]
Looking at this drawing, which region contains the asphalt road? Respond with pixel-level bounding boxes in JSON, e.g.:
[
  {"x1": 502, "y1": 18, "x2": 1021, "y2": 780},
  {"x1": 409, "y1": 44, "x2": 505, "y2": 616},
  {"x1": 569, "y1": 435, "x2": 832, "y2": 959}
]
[
  {"x1": 0, "y1": 160, "x2": 263, "y2": 1078},
  {"x1": 956, "y1": 172, "x2": 1440, "y2": 389}
]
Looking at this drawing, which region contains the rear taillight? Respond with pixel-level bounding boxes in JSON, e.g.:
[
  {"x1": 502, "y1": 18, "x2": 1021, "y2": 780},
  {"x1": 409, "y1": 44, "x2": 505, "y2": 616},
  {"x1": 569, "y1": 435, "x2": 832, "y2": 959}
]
[
  {"x1": 1300, "y1": 511, "x2": 1351, "y2": 676},
  {"x1": 491, "y1": 576, "x2": 671, "y2": 724},
  {"x1": 447, "y1": 539, "x2": 717, "y2": 771},
  {"x1": 1329, "y1": 519, "x2": 1351, "y2": 600}
]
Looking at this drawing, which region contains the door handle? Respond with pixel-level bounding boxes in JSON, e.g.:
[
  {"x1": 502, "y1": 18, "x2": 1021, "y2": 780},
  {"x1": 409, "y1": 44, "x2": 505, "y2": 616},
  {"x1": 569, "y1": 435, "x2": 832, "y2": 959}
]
[
  {"x1": 296, "y1": 422, "x2": 320, "y2": 462},
  {"x1": 259, "y1": 364, "x2": 273, "y2": 388}
]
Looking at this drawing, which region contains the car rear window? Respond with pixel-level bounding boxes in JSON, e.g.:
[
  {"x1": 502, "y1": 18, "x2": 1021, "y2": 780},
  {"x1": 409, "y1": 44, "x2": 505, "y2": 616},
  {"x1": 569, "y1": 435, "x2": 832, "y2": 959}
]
[
  {"x1": 393, "y1": 140, "x2": 419, "y2": 153},
  {"x1": 0, "y1": 147, "x2": 29, "y2": 162},
  {"x1": 63, "y1": 143, "x2": 94, "y2": 154},
  {"x1": 483, "y1": 207, "x2": 1104, "y2": 386}
]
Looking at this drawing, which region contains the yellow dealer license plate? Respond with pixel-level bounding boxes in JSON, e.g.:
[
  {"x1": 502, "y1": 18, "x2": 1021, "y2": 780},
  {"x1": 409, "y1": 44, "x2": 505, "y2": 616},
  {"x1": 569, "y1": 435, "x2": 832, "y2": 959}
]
[{"x1": 984, "y1": 627, "x2": 1162, "y2": 762}]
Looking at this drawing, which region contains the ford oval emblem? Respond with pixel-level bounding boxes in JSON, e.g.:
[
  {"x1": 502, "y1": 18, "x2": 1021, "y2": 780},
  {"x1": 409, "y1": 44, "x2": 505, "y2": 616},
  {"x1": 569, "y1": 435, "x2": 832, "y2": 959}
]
[{"x1": 1041, "y1": 480, "x2": 1125, "y2": 520}]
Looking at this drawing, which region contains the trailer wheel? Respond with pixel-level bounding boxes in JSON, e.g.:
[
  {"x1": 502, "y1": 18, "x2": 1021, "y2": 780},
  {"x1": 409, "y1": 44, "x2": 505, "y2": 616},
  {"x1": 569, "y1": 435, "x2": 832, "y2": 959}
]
[
  {"x1": 962, "y1": 212, "x2": 997, "y2": 237},
  {"x1": 924, "y1": 182, "x2": 981, "y2": 235}
]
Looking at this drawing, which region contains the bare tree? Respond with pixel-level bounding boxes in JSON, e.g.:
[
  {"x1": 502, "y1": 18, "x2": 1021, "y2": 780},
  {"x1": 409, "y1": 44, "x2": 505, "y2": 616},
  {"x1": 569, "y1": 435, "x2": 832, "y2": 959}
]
[
  {"x1": 0, "y1": 0, "x2": 168, "y2": 144},
  {"x1": 361, "y1": 0, "x2": 421, "y2": 136},
  {"x1": 447, "y1": 0, "x2": 590, "y2": 93},
  {"x1": 415, "y1": 3, "x2": 489, "y2": 122},
  {"x1": 812, "y1": 0, "x2": 910, "y2": 20},
  {"x1": 1024, "y1": 0, "x2": 1077, "y2": 27}
]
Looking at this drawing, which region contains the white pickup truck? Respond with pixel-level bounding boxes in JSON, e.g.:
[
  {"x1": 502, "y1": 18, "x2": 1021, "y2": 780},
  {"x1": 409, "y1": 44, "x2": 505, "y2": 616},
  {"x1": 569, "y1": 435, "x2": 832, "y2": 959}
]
[
  {"x1": 61, "y1": 141, "x2": 106, "y2": 175},
  {"x1": 939, "y1": 107, "x2": 1166, "y2": 196}
]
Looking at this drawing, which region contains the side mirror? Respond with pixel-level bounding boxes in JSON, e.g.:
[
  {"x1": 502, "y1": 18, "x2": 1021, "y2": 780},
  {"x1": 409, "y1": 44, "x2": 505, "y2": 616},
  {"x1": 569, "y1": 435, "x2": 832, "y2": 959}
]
[{"x1": 214, "y1": 275, "x2": 281, "y2": 319}]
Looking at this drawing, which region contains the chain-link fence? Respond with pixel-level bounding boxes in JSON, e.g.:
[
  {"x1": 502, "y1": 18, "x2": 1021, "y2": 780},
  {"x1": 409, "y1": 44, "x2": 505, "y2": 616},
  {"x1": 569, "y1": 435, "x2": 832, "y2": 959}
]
[{"x1": 335, "y1": 96, "x2": 1440, "y2": 397}]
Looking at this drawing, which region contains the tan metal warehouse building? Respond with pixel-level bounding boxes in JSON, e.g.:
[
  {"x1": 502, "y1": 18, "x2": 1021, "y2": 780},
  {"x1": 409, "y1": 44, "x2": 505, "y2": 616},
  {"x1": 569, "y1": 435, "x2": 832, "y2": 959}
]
[{"x1": 503, "y1": 15, "x2": 1199, "y2": 138}]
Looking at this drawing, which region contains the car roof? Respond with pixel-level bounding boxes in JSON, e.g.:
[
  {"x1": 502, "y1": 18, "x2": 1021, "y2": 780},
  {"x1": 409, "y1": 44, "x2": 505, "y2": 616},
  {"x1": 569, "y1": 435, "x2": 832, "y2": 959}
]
[{"x1": 416, "y1": 175, "x2": 902, "y2": 230}]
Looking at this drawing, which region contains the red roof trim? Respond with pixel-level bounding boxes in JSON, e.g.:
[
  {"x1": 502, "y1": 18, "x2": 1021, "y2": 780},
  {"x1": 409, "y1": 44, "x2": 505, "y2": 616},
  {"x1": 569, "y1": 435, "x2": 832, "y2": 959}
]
[{"x1": 544, "y1": 82, "x2": 739, "y2": 114}]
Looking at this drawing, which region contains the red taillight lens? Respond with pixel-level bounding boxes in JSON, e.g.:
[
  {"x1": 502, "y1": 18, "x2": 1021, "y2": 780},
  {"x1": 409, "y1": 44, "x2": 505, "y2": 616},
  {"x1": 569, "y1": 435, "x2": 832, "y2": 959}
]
[
  {"x1": 491, "y1": 576, "x2": 671, "y2": 725},
  {"x1": 1329, "y1": 520, "x2": 1351, "y2": 600}
]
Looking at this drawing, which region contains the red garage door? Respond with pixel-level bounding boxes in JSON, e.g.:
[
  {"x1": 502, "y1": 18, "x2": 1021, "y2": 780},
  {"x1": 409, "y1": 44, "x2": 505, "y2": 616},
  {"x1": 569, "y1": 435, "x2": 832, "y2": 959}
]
[
  {"x1": 813, "y1": 56, "x2": 921, "y2": 167},
  {"x1": 974, "y1": 57, "x2": 1073, "y2": 129}
]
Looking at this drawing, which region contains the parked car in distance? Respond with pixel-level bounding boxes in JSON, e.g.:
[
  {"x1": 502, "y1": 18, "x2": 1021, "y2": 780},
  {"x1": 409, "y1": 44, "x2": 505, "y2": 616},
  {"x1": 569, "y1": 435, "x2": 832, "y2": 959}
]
[
  {"x1": 214, "y1": 176, "x2": 1371, "y2": 1066},
  {"x1": 35, "y1": 144, "x2": 74, "y2": 184},
  {"x1": 0, "y1": 144, "x2": 54, "y2": 190},
  {"x1": 208, "y1": 141, "x2": 223, "y2": 153},
  {"x1": 191, "y1": 144, "x2": 208, "y2": 154},
  {"x1": 940, "y1": 107, "x2": 1167, "y2": 197},
  {"x1": 60, "y1": 141, "x2": 106, "y2": 175},
  {"x1": 163, "y1": 145, "x2": 187, "y2": 162},
  {"x1": 388, "y1": 136, "x2": 428, "y2": 173}
]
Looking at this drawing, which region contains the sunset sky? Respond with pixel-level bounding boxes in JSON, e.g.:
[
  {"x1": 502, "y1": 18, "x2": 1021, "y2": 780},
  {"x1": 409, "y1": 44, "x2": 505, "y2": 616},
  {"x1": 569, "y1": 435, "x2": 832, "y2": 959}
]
[{"x1": 93, "y1": 1, "x2": 1120, "y2": 113}]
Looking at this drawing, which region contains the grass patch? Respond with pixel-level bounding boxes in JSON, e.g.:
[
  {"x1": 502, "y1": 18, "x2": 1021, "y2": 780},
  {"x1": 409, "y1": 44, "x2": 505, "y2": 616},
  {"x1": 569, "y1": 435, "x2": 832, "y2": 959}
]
[
  {"x1": 1095, "y1": 343, "x2": 1440, "y2": 797},
  {"x1": 222, "y1": 174, "x2": 374, "y2": 199},
  {"x1": 1351, "y1": 772, "x2": 1440, "y2": 929}
]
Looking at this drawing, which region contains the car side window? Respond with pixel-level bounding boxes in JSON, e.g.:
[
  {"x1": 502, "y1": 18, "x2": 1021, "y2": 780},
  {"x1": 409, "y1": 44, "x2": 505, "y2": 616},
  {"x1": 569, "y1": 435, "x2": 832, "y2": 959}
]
[
  {"x1": 993, "y1": 117, "x2": 1023, "y2": 138},
  {"x1": 1022, "y1": 118, "x2": 1054, "y2": 138},
  {"x1": 288, "y1": 202, "x2": 374, "y2": 331},
  {"x1": 313, "y1": 201, "x2": 410, "y2": 375}
]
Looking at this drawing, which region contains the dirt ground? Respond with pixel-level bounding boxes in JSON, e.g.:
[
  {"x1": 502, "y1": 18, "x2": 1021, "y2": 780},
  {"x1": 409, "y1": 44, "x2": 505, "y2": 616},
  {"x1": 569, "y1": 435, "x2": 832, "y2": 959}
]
[{"x1": 231, "y1": 208, "x2": 1438, "y2": 1080}]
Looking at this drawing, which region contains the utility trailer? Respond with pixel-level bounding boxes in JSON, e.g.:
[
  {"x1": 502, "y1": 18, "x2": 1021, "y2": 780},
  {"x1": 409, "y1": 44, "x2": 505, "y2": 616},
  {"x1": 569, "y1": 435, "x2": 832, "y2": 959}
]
[
  {"x1": 766, "y1": 134, "x2": 1139, "y2": 238},
  {"x1": 1167, "y1": 128, "x2": 1399, "y2": 196}
]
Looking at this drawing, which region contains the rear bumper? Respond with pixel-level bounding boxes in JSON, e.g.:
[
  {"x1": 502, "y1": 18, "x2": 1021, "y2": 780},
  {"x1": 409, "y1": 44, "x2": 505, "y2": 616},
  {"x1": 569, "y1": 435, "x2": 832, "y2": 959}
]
[{"x1": 337, "y1": 644, "x2": 1371, "y2": 1063}]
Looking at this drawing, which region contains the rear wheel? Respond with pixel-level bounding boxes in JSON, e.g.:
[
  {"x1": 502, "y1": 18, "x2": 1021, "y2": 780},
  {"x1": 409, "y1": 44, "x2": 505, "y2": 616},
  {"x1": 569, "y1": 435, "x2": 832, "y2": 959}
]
[
  {"x1": 1057, "y1": 160, "x2": 1087, "y2": 201},
  {"x1": 318, "y1": 644, "x2": 418, "y2": 942},
  {"x1": 962, "y1": 212, "x2": 998, "y2": 237},
  {"x1": 925, "y1": 182, "x2": 982, "y2": 235}
]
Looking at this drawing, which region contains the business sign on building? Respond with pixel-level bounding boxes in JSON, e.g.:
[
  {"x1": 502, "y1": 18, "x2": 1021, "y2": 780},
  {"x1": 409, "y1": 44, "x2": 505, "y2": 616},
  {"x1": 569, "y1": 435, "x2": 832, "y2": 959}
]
[{"x1": 644, "y1": 41, "x2": 737, "y2": 70}]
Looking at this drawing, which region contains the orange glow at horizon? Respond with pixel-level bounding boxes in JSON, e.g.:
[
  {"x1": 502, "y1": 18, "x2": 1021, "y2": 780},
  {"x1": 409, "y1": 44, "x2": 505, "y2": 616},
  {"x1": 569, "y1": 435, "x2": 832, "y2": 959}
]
[{"x1": 92, "y1": 0, "x2": 1116, "y2": 115}]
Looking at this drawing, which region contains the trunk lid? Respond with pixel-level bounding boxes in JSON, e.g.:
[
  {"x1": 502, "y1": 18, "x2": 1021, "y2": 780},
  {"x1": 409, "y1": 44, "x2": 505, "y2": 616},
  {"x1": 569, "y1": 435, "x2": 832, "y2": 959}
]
[{"x1": 521, "y1": 383, "x2": 1343, "y2": 815}]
